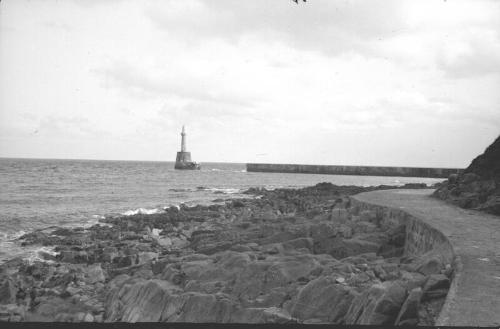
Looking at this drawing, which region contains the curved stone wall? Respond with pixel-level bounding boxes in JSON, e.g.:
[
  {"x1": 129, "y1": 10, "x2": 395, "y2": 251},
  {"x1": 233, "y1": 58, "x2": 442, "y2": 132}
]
[{"x1": 350, "y1": 195, "x2": 461, "y2": 326}]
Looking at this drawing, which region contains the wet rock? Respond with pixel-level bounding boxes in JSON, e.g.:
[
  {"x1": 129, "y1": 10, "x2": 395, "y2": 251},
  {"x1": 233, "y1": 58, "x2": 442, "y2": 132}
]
[
  {"x1": 400, "y1": 270, "x2": 427, "y2": 291},
  {"x1": 64, "y1": 285, "x2": 81, "y2": 296},
  {"x1": 478, "y1": 194, "x2": 500, "y2": 215},
  {"x1": 309, "y1": 222, "x2": 339, "y2": 241},
  {"x1": 171, "y1": 292, "x2": 234, "y2": 322},
  {"x1": 105, "y1": 279, "x2": 183, "y2": 322},
  {"x1": 82, "y1": 264, "x2": 106, "y2": 284},
  {"x1": 153, "y1": 236, "x2": 172, "y2": 248},
  {"x1": 19, "y1": 231, "x2": 61, "y2": 246},
  {"x1": 230, "y1": 244, "x2": 252, "y2": 252},
  {"x1": 101, "y1": 247, "x2": 119, "y2": 263},
  {"x1": 83, "y1": 313, "x2": 94, "y2": 322},
  {"x1": 0, "y1": 304, "x2": 26, "y2": 322},
  {"x1": 281, "y1": 238, "x2": 314, "y2": 252},
  {"x1": 42, "y1": 271, "x2": 67, "y2": 290},
  {"x1": 58, "y1": 250, "x2": 89, "y2": 264},
  {"x1": 345, "y1": 281, "x2": 407, "y2": 325},
  {"x1": 74, "y1": 312, "x2": 86, "y2": 322},
  {"x1": 231, "y1": 306, "x2": 293, "y2": 323},
  {"x1": 416, "y1": 256, "x2": 444, "y2": 276},
  {"x1": 395, "y1": 287, "x2": 422, "y2": 326},
  {"x1": 248, "y1": 288, "x2": 288, "y2": 308},
  {"x1": 290, "y1": 275, "x2": 357, "y2": 323},
  {"x1": 52, "y1": 228, "x2": 74, "y2": 236},
  {"x1": 34, "y1": 296, "x2": 85, "y2": 319},
  {"x1": 422, "y1": 274, "x2": 450, "y2": 300},
  {"x1": 184, "y1": 280, "x2": 224, "y2": 294},
  {"x1": 232, "y1": 200, "x2": 245, "y2": 208},
  {"x1": 136, "y1": 252, "x2": 159, "y2": 265},
  {"x1": 349, "y1": 272, "x2": 372, "y2": 286},
  {"x1": 0, "y1": 278, "x2": 17, "y2": 304}
]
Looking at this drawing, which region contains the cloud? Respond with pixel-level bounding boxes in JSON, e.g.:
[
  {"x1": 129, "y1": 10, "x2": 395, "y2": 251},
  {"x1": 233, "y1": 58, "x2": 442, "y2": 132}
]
[
  {"x1": 36, "y1": 115, "x2": 111, "y2": 139},
  {"x1": 145, "y1": 0, "x2": 406, "y2": 55},
  {"x1": 436, "y1": 29, "x2": 500, "y2": 78},
  {"x1": 95, "y1": 62, "x2": 259, "y2": 108}
]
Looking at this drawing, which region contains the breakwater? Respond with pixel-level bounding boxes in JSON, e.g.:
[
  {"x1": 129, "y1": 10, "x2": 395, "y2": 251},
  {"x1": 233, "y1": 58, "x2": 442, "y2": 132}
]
[{"x1": 246, "y1": 163, "x2": 463, "y2": 178}]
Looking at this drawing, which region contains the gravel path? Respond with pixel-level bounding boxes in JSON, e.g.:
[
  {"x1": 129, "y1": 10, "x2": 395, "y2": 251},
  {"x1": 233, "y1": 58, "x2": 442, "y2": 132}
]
[{"x1": 353, "y1": 189, "x2": 500, "y2": 327}]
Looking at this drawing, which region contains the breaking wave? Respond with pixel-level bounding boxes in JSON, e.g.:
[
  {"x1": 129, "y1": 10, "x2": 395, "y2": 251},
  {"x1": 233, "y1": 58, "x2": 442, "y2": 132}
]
[
  {"x1": 122, "y1": 208, "x2": 162, "y2": 216},
  {"x1": 196, "y1": 186, "x2": 242, "y2": 194}
]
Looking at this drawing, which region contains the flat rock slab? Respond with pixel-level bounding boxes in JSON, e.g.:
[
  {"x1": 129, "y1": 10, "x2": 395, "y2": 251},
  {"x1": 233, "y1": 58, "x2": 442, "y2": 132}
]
[{"x1": 353, "y1": 189, "x2": 500, "y2": 327}]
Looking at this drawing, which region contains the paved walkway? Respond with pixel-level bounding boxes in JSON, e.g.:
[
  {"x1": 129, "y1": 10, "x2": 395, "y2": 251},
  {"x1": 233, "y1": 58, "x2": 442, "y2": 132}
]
[{"x1": 353, "y1": 189, "x2": 500, "y2": 327}]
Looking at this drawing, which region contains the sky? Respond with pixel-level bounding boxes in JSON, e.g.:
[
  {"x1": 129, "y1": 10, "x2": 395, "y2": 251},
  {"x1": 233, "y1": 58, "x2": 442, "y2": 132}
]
[{"x1": 1, "y1": 0, "x2": 499, "y2": 167}]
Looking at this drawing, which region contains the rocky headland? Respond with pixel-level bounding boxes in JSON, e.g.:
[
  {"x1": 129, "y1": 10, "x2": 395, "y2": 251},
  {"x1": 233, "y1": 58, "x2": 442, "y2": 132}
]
[
  {"x1": 434, "y1": 135, "x2": 500, "y2": 215},
  {"x1": 0, "y1": 182, "x2": 451, "y2": 325}
]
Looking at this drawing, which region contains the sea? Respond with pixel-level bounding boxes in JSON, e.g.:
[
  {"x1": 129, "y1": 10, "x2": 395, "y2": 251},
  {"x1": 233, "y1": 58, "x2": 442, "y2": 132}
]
[{"x1": 0, "y1": 158, "x2": 443, "y2": 262}]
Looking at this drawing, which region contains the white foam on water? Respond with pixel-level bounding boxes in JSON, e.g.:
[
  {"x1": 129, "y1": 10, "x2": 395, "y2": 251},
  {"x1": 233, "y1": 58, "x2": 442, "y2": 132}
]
[
  {"x1": 122, "y1": 207, "x2": 162, "y2": 216},
  {"x1": 196, "y1": 186, "x2": 243, "y2": 194},
  {"x1": 164, "y1": 204, "x2": 181, "y2": 211},
  {"x1": 207, "y1": 188, "x2": 241, "y2": 194},
  {"x1": 8, "y1": 230, "x2": 27, "y2": 240},
  {"x1": 25, "y1": 246, "x2": 58, "y2": 264}
]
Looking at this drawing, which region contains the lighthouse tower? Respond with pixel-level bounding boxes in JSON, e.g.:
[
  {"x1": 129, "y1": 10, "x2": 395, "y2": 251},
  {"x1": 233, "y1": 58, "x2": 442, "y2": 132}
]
[
  {"x1": 180, "y1": 125, "x2": 187, "y2": 152},
  {"x1": 174, "y1": 126, "x2": 200, "y2": 170}
]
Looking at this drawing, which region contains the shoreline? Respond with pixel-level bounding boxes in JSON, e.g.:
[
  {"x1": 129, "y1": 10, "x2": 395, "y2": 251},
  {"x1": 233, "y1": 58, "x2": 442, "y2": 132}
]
[{"x1": 0, "y1": 182, "x2": 449, "y2": 324}]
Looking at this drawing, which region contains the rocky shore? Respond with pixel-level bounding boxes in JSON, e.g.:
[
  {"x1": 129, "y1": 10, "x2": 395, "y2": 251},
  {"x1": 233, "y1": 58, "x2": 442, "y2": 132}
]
[
  {"x1": 0, "y1": 182, "x2": 451, "y2": 325},
  {"x1": 434, "y1": 135, "x2": 500, "y2": 215}
]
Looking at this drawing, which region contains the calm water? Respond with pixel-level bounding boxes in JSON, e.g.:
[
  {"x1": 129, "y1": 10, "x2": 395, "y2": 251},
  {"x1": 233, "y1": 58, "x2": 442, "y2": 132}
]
[{"x1": 0, "y1": 158, "x2": 442, "y2": 261}]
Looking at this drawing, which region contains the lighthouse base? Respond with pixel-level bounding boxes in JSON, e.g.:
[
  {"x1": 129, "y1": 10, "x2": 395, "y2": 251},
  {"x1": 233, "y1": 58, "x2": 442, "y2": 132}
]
[{"x1": 175, "y1": 152, "x2": 200, "y2": 170}]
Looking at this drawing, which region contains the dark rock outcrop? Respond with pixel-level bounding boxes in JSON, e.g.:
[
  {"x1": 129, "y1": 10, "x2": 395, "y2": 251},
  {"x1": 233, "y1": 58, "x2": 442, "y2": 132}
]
[
  {"x1": 434, "y1": 135, "x2": 500, "y2": 215},
  {"x1": 345, "y1": 280, "x2": 407, "y2": 325}
]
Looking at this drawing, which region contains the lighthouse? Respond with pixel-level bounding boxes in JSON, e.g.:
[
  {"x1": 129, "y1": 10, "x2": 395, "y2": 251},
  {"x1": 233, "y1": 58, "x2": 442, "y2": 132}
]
[
  {"x1": 174, "y1": 126, "x2": 200, "y2": 170},
  {"x1": 180, "y1": 125, "x2": 186, "y2": 152}
]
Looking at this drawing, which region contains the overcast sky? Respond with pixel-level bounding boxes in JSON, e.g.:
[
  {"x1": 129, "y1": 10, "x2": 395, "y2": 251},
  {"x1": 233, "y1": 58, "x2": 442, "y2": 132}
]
[{"x1": 1, "y1": 0, "x2": 499, "y2": 167}]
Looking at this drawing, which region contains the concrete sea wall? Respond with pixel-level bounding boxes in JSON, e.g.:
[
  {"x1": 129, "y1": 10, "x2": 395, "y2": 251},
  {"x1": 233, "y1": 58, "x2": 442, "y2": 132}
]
[
  {"x1": 350, "y1": 194, "x2": 460, "y2": 326},
  {"x1": 246, "y1": 163, "x2": 463, "y2": 178}
]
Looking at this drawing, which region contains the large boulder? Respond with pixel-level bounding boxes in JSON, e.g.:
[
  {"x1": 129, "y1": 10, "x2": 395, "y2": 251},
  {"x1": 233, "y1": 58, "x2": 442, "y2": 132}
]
[
  {"x1": 169, "y1": 292, "x2": 235, "y2": 323},
  {"x1": 0, "y1": 277, "x2": 17, "y2": 305},
  {"x1": 345, "y1": 281, "x2": 407, "y2": 325},
  {"x1": 281, "y1": 237, "x2": 314, "y2": 253},
  {"x1": 422, "y1": 274, "x2": 450, "y2": 300},
  {"x1": 105, "y1": 278, "x2": 183, "y2": 322},
  {"x1": 82, "y1": 264, "x2": 106, "y2": 284},
  {"x1": 290, "y1": 276, "x2": 357, "y2": 323},
  {"x1": 395, "y1": 287, "x2": 423, "y2": 326}
]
